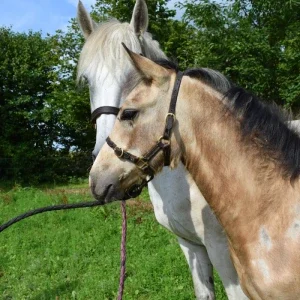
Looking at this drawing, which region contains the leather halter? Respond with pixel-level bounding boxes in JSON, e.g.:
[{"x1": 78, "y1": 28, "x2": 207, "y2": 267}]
[
  {"x1": 90, "y1": 37, "x2": 146, "y2": 125},
  {"x1": 91, "y1": 106, "x2": 120, "y2": 124},
  {"x1": 106, "y1": 71, "x2": 184, "y2": 198}
]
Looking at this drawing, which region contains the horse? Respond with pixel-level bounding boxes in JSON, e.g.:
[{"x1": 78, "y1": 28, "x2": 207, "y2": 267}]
[
  {"x1": 89, "y1": 46, "x2": 300, "y2": 299},
  {"x1": 77, "y1": 1, "x2": 246, "y2": 299}
]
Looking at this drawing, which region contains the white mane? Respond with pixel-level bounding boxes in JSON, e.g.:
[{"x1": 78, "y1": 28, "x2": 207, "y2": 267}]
[{"x1": 77, "y1": 19, "x2": 167, "y2": 85}]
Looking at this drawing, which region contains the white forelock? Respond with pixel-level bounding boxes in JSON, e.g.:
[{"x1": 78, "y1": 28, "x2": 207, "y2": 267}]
[{"x1": 77, "y1": 19, "x2": 166, "y2": 85}]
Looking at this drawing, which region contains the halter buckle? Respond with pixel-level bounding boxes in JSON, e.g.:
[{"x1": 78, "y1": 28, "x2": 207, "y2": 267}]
[
  {"x1": 136, "y1": 158, "x2": 149, "y2": 171},
  {"x1": 114, "y1": 147, "x2": 124, "y2": 158},
  {"x1": 158, "y1": 136, "x2": 170, "y2": 146},
  {"x1": 165, "y1": 113, "x2": 176, "y2": 122}
]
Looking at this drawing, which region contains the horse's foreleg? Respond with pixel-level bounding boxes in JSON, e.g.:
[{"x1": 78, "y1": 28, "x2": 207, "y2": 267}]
[
  {"x1": 178, "y1": 237, "x2": 215, "y2": 300},
  {"x1": 202, "y1": 231, "x2": 249, "y2": 300}
]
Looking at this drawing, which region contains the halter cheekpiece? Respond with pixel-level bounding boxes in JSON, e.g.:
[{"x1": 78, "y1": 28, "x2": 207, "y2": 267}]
[{"x1": 106, "y1": 71, "x2": 184, "y2": 198}]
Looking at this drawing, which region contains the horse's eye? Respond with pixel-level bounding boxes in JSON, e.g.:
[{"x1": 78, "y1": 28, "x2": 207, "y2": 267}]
[{"x1": 120, "y1": 109, "x2": 139, "y2": 121}]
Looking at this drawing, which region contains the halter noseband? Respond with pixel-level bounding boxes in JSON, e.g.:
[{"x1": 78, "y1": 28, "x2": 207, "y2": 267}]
[{"x1": 106, "y1": 71, "x2": 184, "y2": 199}]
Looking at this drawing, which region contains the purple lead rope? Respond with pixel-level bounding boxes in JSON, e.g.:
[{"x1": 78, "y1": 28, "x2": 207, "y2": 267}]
[{"x1": 118, "y1": 200, "x2": 127, "y2": 300}]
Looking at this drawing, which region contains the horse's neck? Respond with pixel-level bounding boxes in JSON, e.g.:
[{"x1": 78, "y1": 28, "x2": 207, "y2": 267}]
[{"x1": 176, "y1": 76, "x2": 300, "y2": 243}]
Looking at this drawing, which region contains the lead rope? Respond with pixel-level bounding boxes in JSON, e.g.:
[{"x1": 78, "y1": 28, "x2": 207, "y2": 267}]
[
  {"x1": 118, "y1": 200, "x2": 127, "y2": 300},
  {"x1": 0, "y1": 199, "x2": 127, "y2": 300}
]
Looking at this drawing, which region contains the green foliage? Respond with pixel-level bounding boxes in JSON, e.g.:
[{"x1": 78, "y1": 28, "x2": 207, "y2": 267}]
[
  {"x1": 1, "y1": 0, "x2": 300, "y2": 184},
  {"x1": 93, "y1": 0, "x2": 176, "y2": 49},
  {"x1": 178, "y1": 0, "x2": 300, "y2": 108},
  {"x1": 0, "y1": 186, "x2": 227, "y2": 299},
  {"x1": 0, "y1": 28, "x2": 56, "y2": 182},
  {"x1": 0, "y1": 27, "x2": 93, "y2": 184}
]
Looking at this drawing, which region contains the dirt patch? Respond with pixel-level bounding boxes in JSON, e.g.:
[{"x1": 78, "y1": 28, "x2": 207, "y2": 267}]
[
  {"x1": 45, "y1": 188, "x2": 90, "y2": 196},
  {"x1": 126, "y1": 199, "x2": 154, "y2": 215},
  {"x1": 0, "y1": 194, "x2": 13, "y2": 205},
  {"x1": 43, "y1": 188, "x2": 91, "y2": 205}
]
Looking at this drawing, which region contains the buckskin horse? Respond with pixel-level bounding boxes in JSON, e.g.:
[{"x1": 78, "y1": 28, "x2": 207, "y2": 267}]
[{"x1": 89, "y1": 46, "x2": 300, "y2": 299}]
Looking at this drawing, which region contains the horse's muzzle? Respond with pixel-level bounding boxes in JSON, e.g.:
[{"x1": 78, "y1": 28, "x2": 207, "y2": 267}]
[{"x1": 89, "y1": 174, "x2": 124, "y2": 203}]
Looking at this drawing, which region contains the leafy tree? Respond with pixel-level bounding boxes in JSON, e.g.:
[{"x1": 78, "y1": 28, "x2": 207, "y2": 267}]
[
  {"x1": 93, "y1": 0, "x2": 175, "y2": 49},
  {"x1": 0, "y1": 1, "x2": 189, "y2": 184},
  {"x1": 0, "y1": 28, "x2": 91, "y2": 183},
  {"x1": 47, "y1": 30, "x2": 93, "y2": 153},
  {"x1": 179, "y1": 0, "x2": 300, "y2": 109},
  {"x1": 3, "y1": 0, "x2": 299, "y2": 183},
  {"x1": 0, "y1": 28, "x2": 56, "y2": 181}
]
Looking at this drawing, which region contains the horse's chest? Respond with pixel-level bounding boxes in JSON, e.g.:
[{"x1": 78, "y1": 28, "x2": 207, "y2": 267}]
[
  {"x1": 151, "y1": 192, "x2": 201, "y2": 241},
  {"x1": 148, "y1": 165, "x2": 219, "y2": 244}
]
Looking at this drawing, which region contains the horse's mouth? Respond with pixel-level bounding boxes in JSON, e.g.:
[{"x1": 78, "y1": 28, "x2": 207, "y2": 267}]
[
  {"x1": 102, "y1": 184, "x2": 121, "y2": 203},
  {"x1": 92, "y1": 184, "x2": 133, "y2": 203},
  {"x1": 104, "y1": 182, "x2": 146, "y2": 202},
  {"x1": 91, "y1": 184, "x2": 120, "y2": 203},
  {"x1": 92, "y1": 180, "x2": 146, "y2": 203}
]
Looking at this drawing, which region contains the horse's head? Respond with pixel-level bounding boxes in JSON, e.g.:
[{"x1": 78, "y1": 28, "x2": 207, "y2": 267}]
[
  {"x1": 89, "y1": 48, "x2": 183, "y2": 202},
  {"x1": 77, "y1": 0, "x2": 166, "y2": 160}
]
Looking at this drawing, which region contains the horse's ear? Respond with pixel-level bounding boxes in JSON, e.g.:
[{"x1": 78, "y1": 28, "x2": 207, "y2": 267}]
[
  {"x1": 130, "y1": 0, "x2": 149, "y2": 36},
  {"x1": 122, "y1": 43, "x2": 169, "y2": 83},
  {"x1": 77, "y1": 0, "x2": 97, "y2": 39}
]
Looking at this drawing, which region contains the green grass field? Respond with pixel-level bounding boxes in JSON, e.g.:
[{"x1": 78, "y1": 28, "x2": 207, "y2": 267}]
[{"x1": 0, "y1": 184, "x2": 227, "y2": 299}]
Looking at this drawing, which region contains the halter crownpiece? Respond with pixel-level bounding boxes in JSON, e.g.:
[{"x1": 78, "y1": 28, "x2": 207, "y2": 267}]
[
  {"x1": 91, "y1": 106, "x2": 120, "y2": 124},
  {"x1": 90, "y1": 38, "x2": 147, "y2": 125},
  {"x1": 106, "y1": 71, "x2": 184, "y2": 198}
]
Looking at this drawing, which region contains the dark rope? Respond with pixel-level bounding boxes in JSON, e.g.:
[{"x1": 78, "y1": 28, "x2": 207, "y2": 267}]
[
  {"x1": 0, "y1": 199, "x2": 128, "y2": 300},
  {"x1": 0, "y1": 200, "x2": 104, "y2": 232}
]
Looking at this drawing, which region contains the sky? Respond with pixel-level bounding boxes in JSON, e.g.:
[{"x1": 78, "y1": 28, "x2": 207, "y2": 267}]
[{"x1": 0, "y1": 0, "x2": 179, "y2": 35}]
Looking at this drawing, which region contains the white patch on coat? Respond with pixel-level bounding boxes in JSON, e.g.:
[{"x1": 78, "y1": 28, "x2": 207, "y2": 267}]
[
  {"x1": 260, "y1": 227, "x2": 272, "y2": 250},
  {"x1": 286, "y1": 219, "x2": 300, "y2": 240},
  {"x1": 295, "y1": 203, "x2": 300, "y2": 215},
  {"x1": 252, "y1": 259, "x2": 270, "y2": 280}
]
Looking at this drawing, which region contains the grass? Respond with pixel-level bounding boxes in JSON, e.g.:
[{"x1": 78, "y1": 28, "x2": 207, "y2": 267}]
[{"x1": 0, "y1": 184, "x2": 227, "y2": 299}]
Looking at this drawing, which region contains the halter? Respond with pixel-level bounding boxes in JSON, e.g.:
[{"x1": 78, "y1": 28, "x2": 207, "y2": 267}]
[
  {"x1": 90, "y1": 37, "x2": 146, "y2": 125},
  {"x1": 106, "y1": 71, "x2": 184, "y2": 198},
  {"x1": 91, "y1": 106, "x2": 120, "y2": 124}
]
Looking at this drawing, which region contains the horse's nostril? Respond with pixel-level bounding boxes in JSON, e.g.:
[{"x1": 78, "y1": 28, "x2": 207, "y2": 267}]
[
  {"x1": 104, "y1": 184, "x2": 113, "y2": 196},
  {"x1": 92, "y1": 153, "x2": 96, "y2": 162}
]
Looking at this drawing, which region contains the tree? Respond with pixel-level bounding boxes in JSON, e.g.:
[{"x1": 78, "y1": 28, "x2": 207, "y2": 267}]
[
  {"x1": 179, "y1": 0, "x2": 300, "y2": 109},
  {"x1": 0, "y1": 28, "x2": 91, "y2": 183},
  {"x1": 0, "y1": 28, "x2": 56, "y2": 181},
  {"x1": 0, "y1": 1, "x2": 185, "y2": 183},
  {"x1": 92, "y1": 0, "x2": 175, "y2": 50},
  {"x1": 4, "y1": 0, "x2": 298, "y2": 183}
]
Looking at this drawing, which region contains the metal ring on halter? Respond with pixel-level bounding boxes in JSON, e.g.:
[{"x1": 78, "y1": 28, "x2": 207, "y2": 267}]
[
  {"x1": 106, "y1": 71, "x2": 184, "y2": 194},
  {"x1": 165, "y1": 113, "x2": 176, "y2": 122},
  {"x1": 158, "y1": 136, "x2": 171, "y2": 144},
  {"x1": 114, "y1": 147, "x2": 124, "y2": 158}
]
